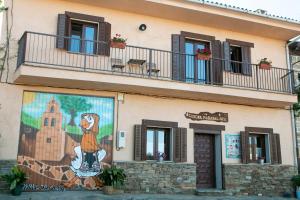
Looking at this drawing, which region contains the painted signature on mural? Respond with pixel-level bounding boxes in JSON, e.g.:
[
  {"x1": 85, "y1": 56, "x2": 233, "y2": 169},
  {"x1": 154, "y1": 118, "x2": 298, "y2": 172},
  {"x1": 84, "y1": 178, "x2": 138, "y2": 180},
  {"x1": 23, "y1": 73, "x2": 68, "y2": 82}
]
[{"x1": 23, "y1": 183, "x2": 65, "y2": 191}]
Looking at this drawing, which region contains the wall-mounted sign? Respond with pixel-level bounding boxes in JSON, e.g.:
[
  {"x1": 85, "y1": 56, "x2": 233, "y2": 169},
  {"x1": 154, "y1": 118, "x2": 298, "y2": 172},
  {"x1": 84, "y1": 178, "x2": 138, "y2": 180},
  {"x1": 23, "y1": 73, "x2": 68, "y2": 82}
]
[
  {"x1": 184, "y1": 112, "x2": 228, "y2": 122},
  {"x1": 225, "y1": 134, "x2": 241, "y2": 159}
]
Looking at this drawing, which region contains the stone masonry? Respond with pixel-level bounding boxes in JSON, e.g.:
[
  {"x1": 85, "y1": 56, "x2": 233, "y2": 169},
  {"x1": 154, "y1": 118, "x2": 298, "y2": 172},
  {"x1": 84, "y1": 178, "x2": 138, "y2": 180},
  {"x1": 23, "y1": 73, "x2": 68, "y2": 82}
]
[
  {"x1": 114, "y1": 161, "x2": 196, "y2": 194},
  {"x1": 223, "y1": 164, "x2": 297, "y2": 196}
]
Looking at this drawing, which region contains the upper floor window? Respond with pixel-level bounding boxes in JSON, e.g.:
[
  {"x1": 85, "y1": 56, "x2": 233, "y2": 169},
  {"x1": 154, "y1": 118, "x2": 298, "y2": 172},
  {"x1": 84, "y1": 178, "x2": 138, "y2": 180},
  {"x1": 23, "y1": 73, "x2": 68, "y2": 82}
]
[
  {"x1": 230, "y1": 45, "x2": 242, "y2": 73},
  {"x1": 69, "y1": 20, "x2": 98, "y2": 54},
  {"x1": 56, "y1": 12, "x2": 111, "y2": 56},
  {"x1": 224, "y1": 39, "x2": 254, "y2": 76}
]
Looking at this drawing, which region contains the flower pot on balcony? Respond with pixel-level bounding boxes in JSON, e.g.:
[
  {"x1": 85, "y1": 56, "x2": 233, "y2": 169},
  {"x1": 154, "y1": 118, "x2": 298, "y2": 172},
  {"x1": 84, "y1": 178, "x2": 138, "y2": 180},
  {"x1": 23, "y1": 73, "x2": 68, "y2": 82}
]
[
  {"x1": 196, "y1": 54, "x2": 211, "y2": 60},
  {"x1": 110, "y1": 41, "x2": 126, "y2": 49},
  {"x1": 259, "y1": 63, "x2": 271, "y2": 70}
]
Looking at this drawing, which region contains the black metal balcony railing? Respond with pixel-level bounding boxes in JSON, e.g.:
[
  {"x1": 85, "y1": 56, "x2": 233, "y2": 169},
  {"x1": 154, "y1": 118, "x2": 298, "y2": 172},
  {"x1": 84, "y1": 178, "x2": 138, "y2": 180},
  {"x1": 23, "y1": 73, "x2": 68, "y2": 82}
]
[{"x1": 17, "y1": 32, "x2": 294, "y2": 94}]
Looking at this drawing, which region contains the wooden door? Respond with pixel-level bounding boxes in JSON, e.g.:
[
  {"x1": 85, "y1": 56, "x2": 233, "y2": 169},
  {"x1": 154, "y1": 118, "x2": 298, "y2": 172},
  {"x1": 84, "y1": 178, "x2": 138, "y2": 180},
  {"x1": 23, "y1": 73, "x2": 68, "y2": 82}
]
[{"x1": 194, "y1": 134, "x2": 215, "y2": 188}]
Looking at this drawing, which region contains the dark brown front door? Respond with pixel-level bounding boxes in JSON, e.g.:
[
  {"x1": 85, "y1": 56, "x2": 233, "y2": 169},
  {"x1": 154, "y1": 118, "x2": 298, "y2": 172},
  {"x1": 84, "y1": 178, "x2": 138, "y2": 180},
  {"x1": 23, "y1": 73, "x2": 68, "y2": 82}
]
[{"x1": 194, "y1": 133, "x2": 215, "y2": 188}]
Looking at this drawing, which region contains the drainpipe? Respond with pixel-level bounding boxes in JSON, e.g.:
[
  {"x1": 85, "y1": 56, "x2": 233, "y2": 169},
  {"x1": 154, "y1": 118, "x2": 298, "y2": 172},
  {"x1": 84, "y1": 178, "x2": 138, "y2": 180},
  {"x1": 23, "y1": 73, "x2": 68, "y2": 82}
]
[{"x1": 286, "y1": 35, "x2": 300, "y2": 167}]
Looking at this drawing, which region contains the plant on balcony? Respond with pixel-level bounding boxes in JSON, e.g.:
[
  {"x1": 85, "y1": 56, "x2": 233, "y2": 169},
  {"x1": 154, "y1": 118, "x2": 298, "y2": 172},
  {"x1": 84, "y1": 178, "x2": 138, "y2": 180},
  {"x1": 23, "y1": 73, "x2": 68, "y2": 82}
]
[
  {"x1": 0, "y1": 166, "x2": 27, "y2": 196},
  {"x1": 195, "y1": 47, "x2": 211, "y2": 60},
  {"x1": 259, "y1": 58, "x2": 272, "y2": 70},
  {"x1": 98, "y1": 165, "x2": 126, "y2": 195},
  {"x1": 111, "y1": 34, "x2": 127, "y2": 49}
]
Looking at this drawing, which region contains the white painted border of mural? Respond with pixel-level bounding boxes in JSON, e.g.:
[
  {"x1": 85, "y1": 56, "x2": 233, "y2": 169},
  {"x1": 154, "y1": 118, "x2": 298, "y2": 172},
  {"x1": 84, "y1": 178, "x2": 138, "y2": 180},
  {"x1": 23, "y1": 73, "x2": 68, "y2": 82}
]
[{"x1": 225, "y1": 133, "x2": 241, "y2": 159}]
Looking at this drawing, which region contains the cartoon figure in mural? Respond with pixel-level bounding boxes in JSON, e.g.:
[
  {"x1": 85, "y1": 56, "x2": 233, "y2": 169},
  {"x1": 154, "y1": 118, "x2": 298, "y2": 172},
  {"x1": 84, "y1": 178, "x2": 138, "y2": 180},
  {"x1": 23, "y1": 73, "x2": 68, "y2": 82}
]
[{"x1": 65, "y1": 113, "x2": 106, "y2": 187}]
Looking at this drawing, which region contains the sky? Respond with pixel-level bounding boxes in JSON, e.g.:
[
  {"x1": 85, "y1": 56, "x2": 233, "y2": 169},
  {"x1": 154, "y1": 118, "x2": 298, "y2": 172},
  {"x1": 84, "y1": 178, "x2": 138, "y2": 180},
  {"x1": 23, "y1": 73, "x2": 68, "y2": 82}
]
[{"x1": 208, "y1": 0, "x2": 300, "y2": 21}]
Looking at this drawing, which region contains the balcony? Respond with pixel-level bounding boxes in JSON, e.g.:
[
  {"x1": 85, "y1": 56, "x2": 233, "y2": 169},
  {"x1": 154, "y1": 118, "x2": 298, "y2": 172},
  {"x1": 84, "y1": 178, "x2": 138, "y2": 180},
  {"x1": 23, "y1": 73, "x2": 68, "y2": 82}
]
[{"x1": 15, "y1": 32, "x2": 297, "y2": 108}]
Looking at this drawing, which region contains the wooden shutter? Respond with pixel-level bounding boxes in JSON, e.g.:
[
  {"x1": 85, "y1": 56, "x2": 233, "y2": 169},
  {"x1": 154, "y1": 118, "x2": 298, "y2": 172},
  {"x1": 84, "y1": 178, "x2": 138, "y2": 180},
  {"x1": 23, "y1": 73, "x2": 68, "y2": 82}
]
[
  {"x1": 173, "y1": 127, "x2": 181, "y2": 162},
  {"x1": 241, "y1": 46, "x2": 252, "y2": 76},
  {"x1": 223, "y1": 41, "x2": 231, "y2": 72},
  {"x1": 240, "y1": 131, "x2": 249, "y2": 164},
  {"x1": 173, "y1": 127, "x2": 187, "y2": 162},
  {"x1": 134, "y1": 125, "x2": 142, "y2": 161},
  {"x1": 171, "y1": 34, "x2": 185, "y2": 81},
  {"x1": 211, "y1": 40, "x2": 223, "y2": 85},
  {"x1": 56, "y1": 14, "x2": 68, "y2": 49},
  {"x1": 180, "y1": 128, "x2": 187, "y2": 162},
  {"x1": 270, "y1": 133, "x2": 282, "y2": 164},
  {"x1": 98, "y1": 22, "x2": 111, "y2": 56}
]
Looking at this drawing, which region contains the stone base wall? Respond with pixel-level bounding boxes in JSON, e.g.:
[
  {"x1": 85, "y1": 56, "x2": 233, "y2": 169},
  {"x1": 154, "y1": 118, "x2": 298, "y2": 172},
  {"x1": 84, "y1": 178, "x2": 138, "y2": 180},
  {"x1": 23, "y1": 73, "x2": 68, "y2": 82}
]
[
  {"x1": 223, "y1": 164, "x2": 297, "y2": 196},
  {"x1": 0, "y1": 160, "x2": 17, "y2": 192},
  {"x1": 114, "y1": 161, "x2": 196, "y2": 194}
]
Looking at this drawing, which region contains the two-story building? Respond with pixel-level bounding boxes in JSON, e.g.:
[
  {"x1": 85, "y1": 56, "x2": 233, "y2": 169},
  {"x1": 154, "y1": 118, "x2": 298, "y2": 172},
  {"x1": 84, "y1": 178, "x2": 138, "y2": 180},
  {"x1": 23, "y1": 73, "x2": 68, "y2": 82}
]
[{"x1": 1, "y1": 0, "x2": 300, "y2": 196}]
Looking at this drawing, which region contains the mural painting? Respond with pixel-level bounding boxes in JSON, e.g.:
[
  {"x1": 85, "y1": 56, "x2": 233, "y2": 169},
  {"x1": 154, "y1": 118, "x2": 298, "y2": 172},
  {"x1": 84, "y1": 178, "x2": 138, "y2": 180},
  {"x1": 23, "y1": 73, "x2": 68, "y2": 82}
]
[{"x1": 17, "y1": 91, "x2": 114, "y2": 191}]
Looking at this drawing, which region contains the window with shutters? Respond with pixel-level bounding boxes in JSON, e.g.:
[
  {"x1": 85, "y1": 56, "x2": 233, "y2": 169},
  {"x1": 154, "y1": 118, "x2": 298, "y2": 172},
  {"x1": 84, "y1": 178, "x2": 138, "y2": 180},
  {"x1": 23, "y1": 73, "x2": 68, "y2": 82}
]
[
  {"x1": 134, "y1": 121, "x2": 187, "y2": 162},
  {"x1": 224, "y1": 39, "x2": 253, "y2": 76},
  {"x1": 57, "y1": 12, "x2": 111, "y2": 56},
  {"x1": 241, "y1": 128, "x2": 281, "y2": 164},
  {"x1": 69, "y1": 20, "x2": 98, "y2": 54}
]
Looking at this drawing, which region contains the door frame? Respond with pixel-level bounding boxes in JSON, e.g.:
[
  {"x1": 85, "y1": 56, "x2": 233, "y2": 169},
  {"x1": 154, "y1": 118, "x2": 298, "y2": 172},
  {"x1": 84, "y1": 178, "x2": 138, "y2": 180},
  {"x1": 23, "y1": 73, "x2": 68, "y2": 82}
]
[{"x1": 190, "y1": 123, "x2": 224, "y2": 190}]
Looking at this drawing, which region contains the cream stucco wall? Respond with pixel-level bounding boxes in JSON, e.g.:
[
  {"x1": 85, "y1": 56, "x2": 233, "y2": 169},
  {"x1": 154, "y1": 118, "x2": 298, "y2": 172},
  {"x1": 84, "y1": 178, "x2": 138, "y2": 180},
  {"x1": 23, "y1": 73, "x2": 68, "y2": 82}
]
[
  {"x1": 0, "y1": 83, "x2": 295, "y2": 165},
  {"x1": 5, "y1": 0, "x2": 290, "y2": 69}
]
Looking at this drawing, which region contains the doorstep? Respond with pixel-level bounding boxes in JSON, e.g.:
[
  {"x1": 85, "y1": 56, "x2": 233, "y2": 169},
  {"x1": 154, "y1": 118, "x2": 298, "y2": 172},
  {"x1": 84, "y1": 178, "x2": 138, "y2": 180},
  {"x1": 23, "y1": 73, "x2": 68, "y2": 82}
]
[{"x1": 196, "y1": 189, "x2": 233, "y2": 196}]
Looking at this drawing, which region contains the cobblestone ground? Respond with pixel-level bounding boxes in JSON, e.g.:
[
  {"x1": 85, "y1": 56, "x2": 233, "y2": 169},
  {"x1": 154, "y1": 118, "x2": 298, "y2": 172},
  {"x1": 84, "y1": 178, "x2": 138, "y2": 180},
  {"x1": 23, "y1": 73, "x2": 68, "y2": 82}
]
[{"x1": 0, "y1": 191, "x2": 296, "y2": 200}]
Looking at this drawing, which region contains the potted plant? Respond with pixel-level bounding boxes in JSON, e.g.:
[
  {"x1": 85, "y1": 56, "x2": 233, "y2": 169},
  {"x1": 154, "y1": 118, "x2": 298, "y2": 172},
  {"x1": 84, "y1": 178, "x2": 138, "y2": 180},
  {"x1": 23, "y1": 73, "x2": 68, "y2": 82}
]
[
  {"x1": 195, "y1": 47, "x2": 211, "y2": 60},
  {"x1": 259, "y1": 58, "x2": 272, "y2": 70},
  {"x1": 157, "y1": 152, "x2": 167, "y2": 162},
  {"x1": 1, "y1": 166, "x2": 27, "y2": 196},
  {"x1": 111, "y1": 34, "x2": 127, "y2": 49},
  {"x1": 258, "y1": 156, "x2": 265, "y2": 165},
  {"x1": 98, "y1": 165, "x2": 126, "y2": 195},
  {"x1": 291, "y1": 174, "x2": 300, "y2": 199}
]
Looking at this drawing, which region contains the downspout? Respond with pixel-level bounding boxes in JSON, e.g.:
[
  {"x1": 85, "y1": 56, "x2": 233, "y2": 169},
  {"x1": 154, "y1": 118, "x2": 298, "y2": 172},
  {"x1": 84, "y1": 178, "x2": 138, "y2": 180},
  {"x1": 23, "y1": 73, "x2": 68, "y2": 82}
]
[{"x1": 286, "y1": 35, "x2": 300, "y2": 167}]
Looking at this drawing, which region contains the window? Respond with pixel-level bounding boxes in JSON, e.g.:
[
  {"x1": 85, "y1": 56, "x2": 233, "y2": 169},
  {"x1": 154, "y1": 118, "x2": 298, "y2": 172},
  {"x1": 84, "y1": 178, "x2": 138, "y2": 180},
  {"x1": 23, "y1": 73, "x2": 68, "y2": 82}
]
[
  {"x1": 46, "y1": 138, "x2": 51, "y2": 143},
  {"x1": 146, "y1": 128, "x2": 171, "y2": 161},
  {"x1": 230, "y1": 45, "x2": 242, "y2": 73},
  {"x1": 241, "y1": 127, "x2": 281, "y2": 164},
  {"x1": 69, "y1": 20, "x2": 97, "y2": 54},
  {"x1": 50, "y1": 106, "x2": 54, "y2": 113},
  {"x1": 44, "y1": 118, "x2": 49, "y2": 126},
  {"x1": 185, "y1": 40, "x2": 210, "y2": 83},
  {"x1": 248, "y1": 133, "x2": 269, "y2": 163},
  {"x1": 51, "y1": 118, "x2": 56, "y2": 127}
]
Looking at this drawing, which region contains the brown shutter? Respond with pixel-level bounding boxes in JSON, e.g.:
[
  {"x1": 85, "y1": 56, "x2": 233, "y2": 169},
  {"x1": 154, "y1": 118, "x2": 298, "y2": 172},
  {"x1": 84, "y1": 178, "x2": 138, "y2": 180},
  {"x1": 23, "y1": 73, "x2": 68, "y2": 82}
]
[
  {"x1": 223, "y1": 41, "x2": 231, "y2": 72},
  {"x1": 171, "y1": 34, "x2": 185, "y2": 81},
  {"x1": 134, "y1": 124, "x2": 144, "y2": 161},
  {"x1": 270, "y1": 133, "x2": 282, "y2": 164},
  {"x1": 56, "y1": 14, "x2": 68, "y2": 49},
  {"x1": 180, "y1": 128, "x2": 187, "y2": 162},
  {"x1": 240, "y1": 131, "x2": 249, "y2": 164},
  {"x1": 241, "y1": 46, "x2": 252, "y2": 76},
  {"x1": 173, "y1": 127, "x2": 181, "y2": 162},
  {"x1": 211, "y1": 40, "x2": 223, "y2": 85},
  {"x1": 98, "y1": 22, "x2": 111, "y2": 56}
]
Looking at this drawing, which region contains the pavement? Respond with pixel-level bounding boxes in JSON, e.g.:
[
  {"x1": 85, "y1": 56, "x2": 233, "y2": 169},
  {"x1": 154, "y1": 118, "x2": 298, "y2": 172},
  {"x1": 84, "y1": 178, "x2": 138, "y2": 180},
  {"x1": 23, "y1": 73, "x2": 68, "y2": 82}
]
[{"x1": 0, "y1": 191, "x2": 296, "y2": 200}]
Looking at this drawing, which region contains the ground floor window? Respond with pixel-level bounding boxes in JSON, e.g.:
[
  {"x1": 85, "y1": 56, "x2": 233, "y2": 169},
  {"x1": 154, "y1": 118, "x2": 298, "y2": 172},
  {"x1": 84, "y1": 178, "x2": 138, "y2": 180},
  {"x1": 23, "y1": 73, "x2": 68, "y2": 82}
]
[
  {"x1": 248, "y1": 133, "x2": 270, "y2": 163},
  {"x1": 146, "y1": 128, "x2": 171, "y2": 161}
]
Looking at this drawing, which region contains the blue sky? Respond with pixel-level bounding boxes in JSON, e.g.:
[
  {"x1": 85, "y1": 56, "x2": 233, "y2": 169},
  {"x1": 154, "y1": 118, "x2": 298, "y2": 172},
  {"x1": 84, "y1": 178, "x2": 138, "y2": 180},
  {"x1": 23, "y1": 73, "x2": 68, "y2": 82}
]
[{"x1": 208, "y1": 0, "x2": 300, "y2": 21}]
